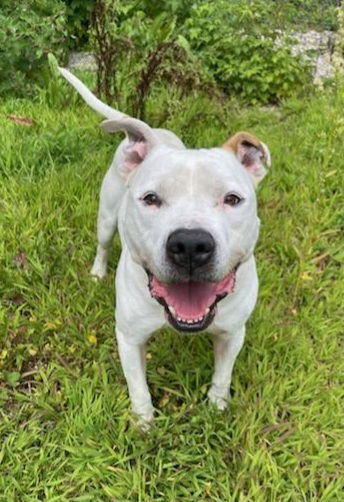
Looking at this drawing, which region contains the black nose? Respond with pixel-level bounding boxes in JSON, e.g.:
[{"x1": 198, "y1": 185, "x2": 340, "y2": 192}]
[{"x1": 166, "y1": 228, "x2": 215, "y2": 273}]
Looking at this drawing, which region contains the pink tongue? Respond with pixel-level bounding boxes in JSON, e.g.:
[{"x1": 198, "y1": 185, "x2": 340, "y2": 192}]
[{"x1": 151, "y1": 272, "x2": 235, "y2": 320}]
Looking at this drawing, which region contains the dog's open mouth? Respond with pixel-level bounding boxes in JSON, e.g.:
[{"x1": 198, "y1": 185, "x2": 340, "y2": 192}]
[{"x1": 147, "y1": 267, "x2": 238, "y2": 333}]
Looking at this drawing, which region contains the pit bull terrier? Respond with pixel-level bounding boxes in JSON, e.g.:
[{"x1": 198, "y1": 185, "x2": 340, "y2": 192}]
[{"x1": 59, "y1": 68, "x2": 271, "y2": 426}]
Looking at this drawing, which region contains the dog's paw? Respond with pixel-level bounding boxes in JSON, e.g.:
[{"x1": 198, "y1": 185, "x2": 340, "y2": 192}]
[
  {"x1": 90, "y1": 263, "x2": 107, "y2": 280},
  {"x1": 91, "y1": 246, "x2": 109, "y2": 279},
  {"x1": 134, "y1": 408, "x2": 155, "y2": 431},
  {"x1": 137, "y1": 414, "x2": 154, "y2": 432},
  {"x1": 207, "y1": 386, "x2": 229, "y2": 411}
]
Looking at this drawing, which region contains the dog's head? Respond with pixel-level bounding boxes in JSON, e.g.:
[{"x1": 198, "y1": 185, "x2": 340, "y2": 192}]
[{"x1": 102, "y1": 118, "x2": 270, "y2": 333}]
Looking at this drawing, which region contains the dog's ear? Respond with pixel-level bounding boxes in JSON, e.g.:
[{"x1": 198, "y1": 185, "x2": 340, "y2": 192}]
[
  {"x1": 222, "y1": 131, "x2": 271, "y2": 187},
  {"x1": 101, "y1": 118, "x2": 160, "y2": 179}
]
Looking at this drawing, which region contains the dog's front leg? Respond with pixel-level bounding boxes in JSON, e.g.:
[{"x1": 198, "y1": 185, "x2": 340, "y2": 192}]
[
  {"x1": 116, "y1": 329, "x2": 154, "y2": 426},
  {"x1": 208, "y1": 327, "x2": 245, "y2": 410},
  {"x1": 91, "y1": 167, "x2": 126, "y2": 279},
  {"x1": 91, "y1": 206, "x2": 118, "y2": 280}
]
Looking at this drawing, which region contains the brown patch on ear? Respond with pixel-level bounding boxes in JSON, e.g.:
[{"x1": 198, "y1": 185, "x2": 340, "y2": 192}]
[
  {"x1": 222, "y1": 131, "x2": 271, "y2": 187},
  {"x1": 222, "y1": 131, "x2": 264, "y2": 157}
]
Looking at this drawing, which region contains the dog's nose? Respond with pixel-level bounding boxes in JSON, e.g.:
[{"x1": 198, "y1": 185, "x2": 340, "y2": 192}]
[{"x1": 166, "y1": 228, "x2": 215, "y2": 273}]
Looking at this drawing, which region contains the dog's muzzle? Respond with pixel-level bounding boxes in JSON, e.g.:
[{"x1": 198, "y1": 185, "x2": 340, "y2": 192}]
[{"x1": 146, "y1": 228, "x2": 240, "y2": 333}]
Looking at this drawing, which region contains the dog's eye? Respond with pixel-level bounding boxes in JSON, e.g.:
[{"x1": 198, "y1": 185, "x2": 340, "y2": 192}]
[
  {"x1": 224, "y1": 193, "x2": 243, "y2": 206},
  {"x1": 142, "y1": 192, "x2": 162, "y2": 207}
]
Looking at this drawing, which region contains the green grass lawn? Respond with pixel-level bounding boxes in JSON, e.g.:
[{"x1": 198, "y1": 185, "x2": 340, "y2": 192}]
[{"x1": 0, "y1": 80, "x2": 343, "y2": 501}]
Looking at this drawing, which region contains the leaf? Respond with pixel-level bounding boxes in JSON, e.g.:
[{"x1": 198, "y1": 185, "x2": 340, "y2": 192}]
[
  {"x1": 159, "y1": 392, "x2": 170, "y2": 407},
  {"x1": 44, "y1": 320, "x2": 62, "y2": 330},
  {"x1": 176, "y1": 35, "x2": 194, "y2": 59},
  {"x1": 14, "y1": 251, "x2": 28, "y2": 268},
  {"x1": 4, "y1": 371, "x2": 21, "y2": 387},
  {"x1": 47, "y1": 52, "x2": 59, "y2": 77},
  {"x1": 0, "y1": 390, "x2": 9, "y2": 406},
  {"x1": 300, "y1": 272, "x2": 313, "y2": 281},
  {"x1": 8, "y1": 294, "x2": 25, "y2": 306},
  {"x1": 6, "y1": 115, "x2": 35, "y2": 126}
]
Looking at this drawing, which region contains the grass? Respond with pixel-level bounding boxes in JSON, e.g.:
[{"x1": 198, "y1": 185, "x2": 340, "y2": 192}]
[{"x1": 0, "y1": 77, "x2": 343, "y2": 501}]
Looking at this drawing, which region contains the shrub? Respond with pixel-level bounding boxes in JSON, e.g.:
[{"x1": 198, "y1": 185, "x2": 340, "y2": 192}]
[
  {"x1": 89, "y1": 0, "x2": 213, "y2": 119},
  {"x1": 0, "y1": 0, "x2": 67, "y2": 96},
  {"x1": 89, "y1": 0, "x2": 133, "y2": 105},
  {"x1": 281, "y1": 0, "x2": 340, "y2": 31},
  {"x1": 88, "y1": 0, "x2": 311, "y2": 106},
  {"x1": 183, "y1": 0, "x2": 310, "y2": 104},
  {"x1": 333, "y1": 3, "x2": 344, "y2": 74},
  {"x1": 62, "y1": 0, "x2": 94, "y2": 48}
]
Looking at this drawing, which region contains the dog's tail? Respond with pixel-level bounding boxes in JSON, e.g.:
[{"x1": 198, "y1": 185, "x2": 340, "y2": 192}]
[{"x1": 58, "y1": 67, "x2": 126, "y2": 121}]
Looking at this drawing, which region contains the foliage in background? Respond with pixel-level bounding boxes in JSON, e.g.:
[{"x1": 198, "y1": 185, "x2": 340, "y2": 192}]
[
  {"x1": 87, "y1": 0, "x2": 314, "y2": 106},
  {"x1": 284, "y1": 0, "x2": 341, "y2": 31},
  {"x1": 59, "y1": 0, "x2": 341, "y2": 46},
  {"x1": 140, "y1": 0, "x2": 341, "y2": 31},
  {"x1": 333, "y1": 2, "x2": 344, "y2": 74},
  {"x1": 90, "y1": 0, "x2": 214, "y2": 119},
  {"x1": 0, "y1": 0, "x2": 338, "y2": 102},
  {"x1": 62, "y1": 0, "x2": 94, "y2": 48},
  {"x1": 183, "y1": 0, "x2": 311, "y2": 104},
  {"x1": 90, "y1": 0, "x2": 133, "y2": 105},
  {"x1": 0, "y1": 0, "x2": 67, "y2": 97}
]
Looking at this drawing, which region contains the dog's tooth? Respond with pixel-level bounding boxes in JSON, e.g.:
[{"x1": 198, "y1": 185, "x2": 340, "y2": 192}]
[
  {"x1": 177, "y1": 317, "x2": 182, "y2": 322},
  {"x1": 205, "y1": 308, "x2": 210, "y2": 315},
  {"x1": 187, "y1": 319, "x2": 192, "y2": 324},
  {"x1": 168, "y1": 305, "x2": 175, "y2": 315}
]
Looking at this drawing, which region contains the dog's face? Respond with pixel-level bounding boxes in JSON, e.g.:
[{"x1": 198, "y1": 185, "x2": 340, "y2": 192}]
[
  {"x1": 103, "y1": 120, "x2": 270, "y2": 332},
  {"x1": 125, "y1": 147, "x2": 259, "y2": 280}
]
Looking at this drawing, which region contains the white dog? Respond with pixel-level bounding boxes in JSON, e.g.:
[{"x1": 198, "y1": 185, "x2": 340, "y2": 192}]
[{"x1": 59, "y1": 68, "x2": 271, "y2": 426}]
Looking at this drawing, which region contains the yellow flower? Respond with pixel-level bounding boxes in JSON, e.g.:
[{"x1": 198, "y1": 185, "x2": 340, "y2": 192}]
[
  {"x1": 300, "y1": 272, "x2": 312, "y2": 281},
  {"x1": 88, "y1": 332, "x2": 97, "y2": 344},
  {"x1": 44, "y1": 320, "x2": 62, "y2": 330}
]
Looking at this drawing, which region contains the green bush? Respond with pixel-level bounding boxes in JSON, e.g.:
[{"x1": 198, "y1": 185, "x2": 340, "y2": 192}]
[
  {"x1": 89, "y1": 0, "x2": 213, "y2": 119},
  {"x1": 281, "y1": 0, "x2": 340, "y2": 31},
  {"x1": 87, "y1": 0, "x2": 311, "y2": 106},
  {"x1": 62, "y1": 0, "x2": 94, "y2": 48},
  {"x1": 0, "y1": 0, "x2": 67, "y2": 96},
  {"x1": 183, "y1": 0, "x2": 310, "y2": 104},
  {"x1": 60, "y1": 0, "x2": 340, "y2": 51}
]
